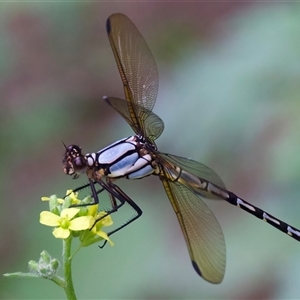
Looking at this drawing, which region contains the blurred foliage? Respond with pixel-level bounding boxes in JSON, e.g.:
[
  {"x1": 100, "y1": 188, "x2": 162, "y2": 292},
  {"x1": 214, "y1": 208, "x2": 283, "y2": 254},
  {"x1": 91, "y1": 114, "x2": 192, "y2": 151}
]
[{"x1": 1, "y1": 2, "x2": 300, "y2": 299}]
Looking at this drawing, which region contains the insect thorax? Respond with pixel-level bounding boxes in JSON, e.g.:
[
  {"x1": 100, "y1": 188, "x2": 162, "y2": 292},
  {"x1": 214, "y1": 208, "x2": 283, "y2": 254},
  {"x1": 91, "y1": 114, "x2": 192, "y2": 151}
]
[{"x1": 85, "y1": 135, "x2": 157, "y2": 179}]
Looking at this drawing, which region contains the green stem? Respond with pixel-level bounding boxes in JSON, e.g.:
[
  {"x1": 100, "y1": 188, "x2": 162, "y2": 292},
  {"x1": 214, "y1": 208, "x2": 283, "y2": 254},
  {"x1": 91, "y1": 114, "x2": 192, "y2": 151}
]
[
  {"x1": 63, "y1": 237, "x2": 77, "y2": 300},
  {"x1": 51, "y1": 275, "x2": 66, "y2": 288},
  {"x1": 70, "y1": 244, "x2": 82, "y2": 261}
]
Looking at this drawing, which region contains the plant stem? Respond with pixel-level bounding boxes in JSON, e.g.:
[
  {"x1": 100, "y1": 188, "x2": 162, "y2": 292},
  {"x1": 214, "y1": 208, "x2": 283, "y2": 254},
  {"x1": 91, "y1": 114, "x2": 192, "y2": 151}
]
[
  {"x1": 51, "y1": 274, "x2": 66, "y2": 288},
  {"x1": 63, "y1": 237, "x2": 77, "y2": 300}
]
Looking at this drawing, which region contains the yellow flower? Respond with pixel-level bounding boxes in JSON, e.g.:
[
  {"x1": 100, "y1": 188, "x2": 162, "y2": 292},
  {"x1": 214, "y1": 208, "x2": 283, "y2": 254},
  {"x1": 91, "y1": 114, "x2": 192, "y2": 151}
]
[
  {"x1": 41, "y1": 190, "x2": 81, "y2": 205},
  {"x1": 87, "y1": 203, "x2": 99, "y2": 217},
  {"x1": 65, "y1": 190, "x2": 81, "y2": 205},
  {"x1": 91, "y1": 212, "x2": 114, "y2": 246},
  {"x1": 41, "y1": 195, "x2": 64, "y2": 204},
  {"x1": 40, "y1": 208, "x2": 93, "y2": 239},
  {"x1": 79, "y1": 211, "x2": 114, "y2": 247}
]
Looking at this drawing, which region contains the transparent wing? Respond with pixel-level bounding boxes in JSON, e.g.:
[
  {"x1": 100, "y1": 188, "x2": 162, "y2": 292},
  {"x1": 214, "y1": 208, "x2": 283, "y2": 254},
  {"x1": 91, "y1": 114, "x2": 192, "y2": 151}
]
[
  {"x1": 106, "y1": 13, "x2": 158, "y2": 136},
  {"x1": 161, "y1": 178, "x2": 226, "y2": 283},
  {"x1": 104, "y1": 96, "x2": 164, "y2": 142},
  {"x1": 158, "y1": 152, "x2": 226, "y2": 189}
]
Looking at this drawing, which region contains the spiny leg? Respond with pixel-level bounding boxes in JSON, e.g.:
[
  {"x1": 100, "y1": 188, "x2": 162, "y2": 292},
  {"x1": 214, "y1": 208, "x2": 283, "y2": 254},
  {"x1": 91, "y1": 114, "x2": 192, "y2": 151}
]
[
  {"x1": 67, "y1": 180, "x2": 105, "y2": 207},
  {"x1": 95, "y1": 180, "x2": 143, "y2": 247}
]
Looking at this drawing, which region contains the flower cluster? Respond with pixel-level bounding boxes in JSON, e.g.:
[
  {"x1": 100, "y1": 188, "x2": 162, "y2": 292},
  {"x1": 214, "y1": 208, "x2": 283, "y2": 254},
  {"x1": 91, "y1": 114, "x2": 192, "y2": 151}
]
[{"x1": 40, "y1": 190, "x2": 114, "y2": 247}]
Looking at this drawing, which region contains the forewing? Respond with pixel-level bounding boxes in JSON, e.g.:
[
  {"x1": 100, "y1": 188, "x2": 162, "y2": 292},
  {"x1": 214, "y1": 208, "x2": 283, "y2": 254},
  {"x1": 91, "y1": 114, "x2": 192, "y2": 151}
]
[
  {"x1": 144, "y1": 107, "x2": 165, "y2": 141},
  {"x1": 106, "y1": 14, "x2": 158, "y2": 135},
  {"x1": 104, "y1": 96, "x2": 164, "y2": 142},
  {"x1": 161, "y1": 179, "x2": 226, "y2": 283}
]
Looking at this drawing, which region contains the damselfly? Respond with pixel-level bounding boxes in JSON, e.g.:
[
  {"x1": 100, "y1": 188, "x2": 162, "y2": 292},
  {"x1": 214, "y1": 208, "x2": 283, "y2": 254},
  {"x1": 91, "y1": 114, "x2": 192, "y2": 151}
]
[{"x1": 63, "y1": 13, "x2": 300, "y2": 283}]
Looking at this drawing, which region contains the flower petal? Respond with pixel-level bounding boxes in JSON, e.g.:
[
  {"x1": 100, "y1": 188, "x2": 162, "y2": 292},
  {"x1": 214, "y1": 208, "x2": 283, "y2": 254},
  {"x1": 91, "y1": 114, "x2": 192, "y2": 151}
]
[
  {"x1": 94, "y1": 230, "x2": 114, "y2": 247},
  {"x1": 95, "y1": 212, "x2": 113, "y2": 227},
  {"x1": 60, "y1": 208, "x2": 80, "y2": 219},
  {"x1": 56, "y1": 198, "x2": 65, "y2": 204},
  {"x1": 102, "y1": 215, "x2": 113, "y2": 227},
  {"x1": 66, "y1": 190, "x2": 81, "y2": 204},
  {"x1": 87, "y1": 204, "x2": 98, "y2": 217},
  {"x1": 66, "y1": 190, "x2": 74, "y2": 196},
  {"x1": 40, "y1": 211, "x2": 60, "y2": 226},
  {"x1": 69, "y1": 216, "x2": 93, "y2": 231},
  {"x1": 53, "y1": 227, "x2": 70, "y2": 239}
]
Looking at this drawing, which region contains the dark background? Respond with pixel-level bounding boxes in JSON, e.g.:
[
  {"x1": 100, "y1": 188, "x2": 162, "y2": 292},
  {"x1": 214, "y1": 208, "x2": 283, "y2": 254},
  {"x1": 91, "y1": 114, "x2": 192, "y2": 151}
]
[{"x1": 1, "y1": 2, "x2": 300, "y2": 299}]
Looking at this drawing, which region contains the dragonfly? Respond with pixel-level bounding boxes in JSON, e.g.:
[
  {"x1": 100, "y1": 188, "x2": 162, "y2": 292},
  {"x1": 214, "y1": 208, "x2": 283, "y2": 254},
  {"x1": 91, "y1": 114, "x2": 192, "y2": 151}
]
[{"x1": 63, "y1": 13, "x2": 300, "y2": 284}]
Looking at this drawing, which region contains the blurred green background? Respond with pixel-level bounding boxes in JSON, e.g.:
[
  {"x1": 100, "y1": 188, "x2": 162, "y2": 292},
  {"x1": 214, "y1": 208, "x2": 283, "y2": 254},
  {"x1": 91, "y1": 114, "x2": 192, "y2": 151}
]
[{"x1": 1, "y1": 2, "x2": 300, "y2": 299}]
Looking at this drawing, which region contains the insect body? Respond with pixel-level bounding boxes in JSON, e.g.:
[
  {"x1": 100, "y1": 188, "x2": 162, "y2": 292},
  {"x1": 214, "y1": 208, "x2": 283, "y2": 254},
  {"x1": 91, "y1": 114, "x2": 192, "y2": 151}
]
[{"x1": 63, "y1": 13, "x2": 300, "y2": 284}]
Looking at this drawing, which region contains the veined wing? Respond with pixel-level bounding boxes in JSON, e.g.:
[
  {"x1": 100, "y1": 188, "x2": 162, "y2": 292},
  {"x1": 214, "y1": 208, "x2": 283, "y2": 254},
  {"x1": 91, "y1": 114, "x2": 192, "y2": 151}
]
[
  {"x1": 106, "y1": 14, "x2": 158, "y2": 136},
  {"x1": 104, "y1": 96, "x2": 164, "y2": 142},
  {"x1": 157, "y1": 152, "x2": 226, "y2": 197},
  {"x1": 161, "y1": 178, "x2": 226, "y2": 283}
]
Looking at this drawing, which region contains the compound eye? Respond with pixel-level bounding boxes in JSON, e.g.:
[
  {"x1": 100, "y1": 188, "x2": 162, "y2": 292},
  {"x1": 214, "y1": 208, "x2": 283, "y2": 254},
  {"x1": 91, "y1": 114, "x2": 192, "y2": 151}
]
[
  {"x1": 65, "y1": 145, "x2": 82, "y2": 158},
  {"x1": 62, "y1": 144, "x2": 86, "y2": 177},
  {"x1": 74, "y1": 156, "x2": 86, "y2": 168}
]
